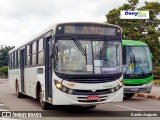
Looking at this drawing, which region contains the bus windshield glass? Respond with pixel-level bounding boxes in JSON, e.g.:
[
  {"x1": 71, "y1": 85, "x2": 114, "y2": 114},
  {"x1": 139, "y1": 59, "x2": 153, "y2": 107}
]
[
  {"x1": 54, "y1": 39, "x2": 122, "y2": 75},
  {"x1": 123, "y1": 46, "x2": 152, "y2": 74}
]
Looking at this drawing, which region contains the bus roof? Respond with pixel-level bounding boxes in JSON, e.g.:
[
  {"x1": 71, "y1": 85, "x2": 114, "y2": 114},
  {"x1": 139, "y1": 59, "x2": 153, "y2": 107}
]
[
  {"x1": 9, "y1": 22, "x2": 122, "y2": 53},
  {"x1": 9, "y1": 25, "x2": 54, "y2": 53},
  {"x1": 122, "y1": 40, "x2": 148, "y2": 46}
]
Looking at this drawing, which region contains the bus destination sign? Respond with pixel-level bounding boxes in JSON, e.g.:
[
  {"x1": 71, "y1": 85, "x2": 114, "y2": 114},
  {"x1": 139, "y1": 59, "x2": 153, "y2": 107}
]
[{"x1": 64, "y1": 25, "x2": 117, "y2": 36}]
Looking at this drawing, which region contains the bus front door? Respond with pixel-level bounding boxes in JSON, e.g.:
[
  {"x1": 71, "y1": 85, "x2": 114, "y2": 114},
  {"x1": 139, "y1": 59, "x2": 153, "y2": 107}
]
[
  {"x1": 20, "y1": 49, "x2": 25, "y2": 93},
  {"x1": 44, "y1": 37, "x2": 53, "y2": 102}
]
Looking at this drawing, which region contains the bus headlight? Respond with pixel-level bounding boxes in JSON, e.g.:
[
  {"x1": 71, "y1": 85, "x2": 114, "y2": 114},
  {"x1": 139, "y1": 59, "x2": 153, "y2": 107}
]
[
  {"x1": 56, "y1": 82, "x2": 62, "y2": 89},
  {"x1": 111, "y1": 88, "x2": 115, "y2": 92},
  {"x1": 62, "y1": 87, "x2": 67, "y2": 92},
  {"x1": 68, "y1": 89, "x2": 73, "y2": 94},
  {"x1": 54, "y1": 80, "x2": 74, "y2": 94},
  {"x1": 116, "y1": 86, "x2": 119, "y2": 90},
  {"x1": 110, "y1": 80, "x2": 123, "y2": 93}
]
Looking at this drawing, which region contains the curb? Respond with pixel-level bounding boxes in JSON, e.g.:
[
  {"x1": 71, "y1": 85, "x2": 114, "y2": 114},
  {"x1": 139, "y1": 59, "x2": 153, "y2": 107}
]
[
  {"x1": 146, "y1": 94, "x2": 156, "y2": 99},
  {"x1": 136, "y1": 93, "x2": 145, "y2": 97},
  {"x1": 152, "y1": 82, "x2": 160, "y2": 85},
  {"x1": 136, "y1": 93, "x2": 160, "y2": 100}
]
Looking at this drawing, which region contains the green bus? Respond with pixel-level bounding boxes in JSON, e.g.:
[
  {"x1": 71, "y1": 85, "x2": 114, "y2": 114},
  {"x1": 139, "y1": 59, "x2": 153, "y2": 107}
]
[{"x1": 122, "y1": 40, "x2": 153, "y2": 99}]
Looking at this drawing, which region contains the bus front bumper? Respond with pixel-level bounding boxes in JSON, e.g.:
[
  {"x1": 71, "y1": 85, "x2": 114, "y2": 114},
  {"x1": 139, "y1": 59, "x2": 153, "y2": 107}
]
[
  {"x1": 124, "y1": 82, "x2": 152, "y2": 93},
  {"x1": 52, "y1": 87, "x2": 123, "y2": 106}
]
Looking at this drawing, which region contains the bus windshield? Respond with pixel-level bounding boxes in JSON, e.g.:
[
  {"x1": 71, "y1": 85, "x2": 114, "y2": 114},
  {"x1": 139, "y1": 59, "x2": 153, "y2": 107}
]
[
  {"x1": 54, "y1": 39, "x2": 122, "y2": 75},
  {"x1": 123, "y1": 46, "x2": 152, "y2": 74}
]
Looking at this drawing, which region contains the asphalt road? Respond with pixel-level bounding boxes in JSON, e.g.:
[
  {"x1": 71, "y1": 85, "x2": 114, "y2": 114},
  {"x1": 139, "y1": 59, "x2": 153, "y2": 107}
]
[{"x1": 0, "y1": 79, "x2": 160, "y2": 120}]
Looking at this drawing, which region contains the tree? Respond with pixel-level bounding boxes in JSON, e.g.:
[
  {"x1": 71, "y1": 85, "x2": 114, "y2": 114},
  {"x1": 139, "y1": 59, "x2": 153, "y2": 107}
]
[
  {"x1": 106, "y1": 1, "x2": 160, "y2": 39},
  {"x1": 0, "y1": 66, "x2": 8, "y2": 78},
  {"x1": 0, "y1": 46, "x2": 14, "y2": 77},
  {"x1": 0, "y1": 46, "x2": 15, "y2": 67},
  {"x1": 106, "y1": 0, "x2": 160, "y2": 78}
]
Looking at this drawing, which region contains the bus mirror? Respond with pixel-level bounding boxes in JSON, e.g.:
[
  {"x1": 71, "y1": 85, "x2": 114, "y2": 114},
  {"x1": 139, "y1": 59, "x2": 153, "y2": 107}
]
[
  {"x1": 50, "y1": 46, "x2": 55, "y2": 58},
  {"x1": 50, "y1": 52, "x2": 54, "y2": 58},
  {"x1": 53, "y1": 45, "x2": 58, "y2": 53},
  {"x1": 51, "y1": 45, "x2": 59, "y2": 58}
]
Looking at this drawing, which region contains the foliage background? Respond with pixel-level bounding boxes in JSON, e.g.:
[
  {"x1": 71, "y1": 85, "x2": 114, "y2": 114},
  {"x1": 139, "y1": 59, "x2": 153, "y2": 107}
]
[
  {"x1": 0, "y1": 46, "x2": 14, "y2": 78},
  {"x1": 106, "y1": 0, "x2": 160, "y2": 79}
]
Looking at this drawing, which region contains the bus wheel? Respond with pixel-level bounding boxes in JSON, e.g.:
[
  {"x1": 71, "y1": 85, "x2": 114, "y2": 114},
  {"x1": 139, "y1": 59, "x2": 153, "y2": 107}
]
[
  {"x1": 124, "y1": 93, "x2": 134, "y2": 99},
  {"x1": 16, "y1": 82, "x2": 23, "y2": 98},
  {"x1": 86, "y1": 105, "x2": 97, "y2": 109},
  {"x1": 39, "y1": 88, "x2": 50, "y2": 110}
]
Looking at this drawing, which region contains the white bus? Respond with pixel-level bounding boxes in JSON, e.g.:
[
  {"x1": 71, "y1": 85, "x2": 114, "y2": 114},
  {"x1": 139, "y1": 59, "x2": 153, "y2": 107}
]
[{"x1": 8, "y1": 22, "x2": 123, "y2": 110}]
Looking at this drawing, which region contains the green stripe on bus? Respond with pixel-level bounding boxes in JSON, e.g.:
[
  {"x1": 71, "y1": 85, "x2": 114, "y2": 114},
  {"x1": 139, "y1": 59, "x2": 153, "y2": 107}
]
[{"x1": 124, "y1": 75, "x2": 153, "y2": 85}]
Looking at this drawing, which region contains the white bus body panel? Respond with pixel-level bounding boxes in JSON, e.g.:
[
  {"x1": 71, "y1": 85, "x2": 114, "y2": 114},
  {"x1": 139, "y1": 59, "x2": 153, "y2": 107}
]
[
  {"x1": 9, "y1": 66, "x2": 46, "y2": 101},
  {"x1": 24, "y1": 66, "x2": 46, "y2": 99},
  {"x1": 52, "y1": 74, "x2": 123, "y2": 105},
  {"x1": 24, "y1": 67, "x2": 36, "y2": 97},
  {"x1": 8, "y1": 69, "x2": 21, "y2": 91}
]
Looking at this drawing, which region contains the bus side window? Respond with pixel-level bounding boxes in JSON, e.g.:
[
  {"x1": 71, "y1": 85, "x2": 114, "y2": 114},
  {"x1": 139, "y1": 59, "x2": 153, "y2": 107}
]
[
  {"x1": 27, "y1": 45, "x2": 30, "y2": 66},
  {"x1": 13, "y1": 52, "x2": 15, "y2": 69},
  {"x1": 37, "y1": 38, "x2": 44, "y2": 65},
  {"x1": 32, "y1": 42, "x2": 36, "y2": 66},
  {"x1": 25, "y1": 47, "x2": 27, "y2": 66},
  {"x1": 16, "y1": 51, "x2": 19, "y2": 68},
  {"x1": 10, "y1": 54, "x2": 12, "y2": 69}
]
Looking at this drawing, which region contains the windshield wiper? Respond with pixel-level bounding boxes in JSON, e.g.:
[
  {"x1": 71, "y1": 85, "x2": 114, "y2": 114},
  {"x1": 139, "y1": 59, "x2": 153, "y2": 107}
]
[
  {"x1": 72, "y1": 36, "x2": 87, "y2": 63},
  {"x1": 100, "y1": 40, "x2": 109, "y2": 60},
  {"x1": 72, "y1": 36, "x2": 87, "y2": 56}
]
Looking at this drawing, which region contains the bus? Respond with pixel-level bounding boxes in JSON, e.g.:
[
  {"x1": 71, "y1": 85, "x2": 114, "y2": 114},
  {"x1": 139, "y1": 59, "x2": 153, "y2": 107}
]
[
  {"x1": 122, "y1": 40, "x2": 153, "y2": 99},
  {"x1": 8, "y1": 22, "x2": 123, "y2": 110}
]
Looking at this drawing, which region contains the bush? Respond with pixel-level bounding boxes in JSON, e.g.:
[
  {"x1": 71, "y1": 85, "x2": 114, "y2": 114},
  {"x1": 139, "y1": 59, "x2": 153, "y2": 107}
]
[
  {"x1": 0, "y1": 66, "x2": 8, "y2": 76},
  {"x1": 153, "y1": 66, "x2": 160, "y2": 79}
]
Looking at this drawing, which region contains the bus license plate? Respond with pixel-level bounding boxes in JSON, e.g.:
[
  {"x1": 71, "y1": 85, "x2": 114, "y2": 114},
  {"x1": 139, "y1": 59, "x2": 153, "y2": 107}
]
[
  {"x1": 131, "y1": 88, "x2": 138, "y2": 91},
  {"x1": 87, "y1": 96, "x2": 99, "y2": 101}
]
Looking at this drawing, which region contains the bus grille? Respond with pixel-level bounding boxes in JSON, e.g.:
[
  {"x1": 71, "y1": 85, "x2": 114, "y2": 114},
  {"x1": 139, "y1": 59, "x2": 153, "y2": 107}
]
[
  {"x1": 73, "y1": 89, "x2": 111, "y2": 95},
  {"x1": 125, "y1": 84, "x2": 144, "y2": 86},
  {"x1": 69, "y1": 78, "x2": 116, "y2": 83}
]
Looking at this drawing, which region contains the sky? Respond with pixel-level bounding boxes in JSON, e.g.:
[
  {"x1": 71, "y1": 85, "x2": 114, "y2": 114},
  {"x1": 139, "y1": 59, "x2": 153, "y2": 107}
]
[{"x1": 0, "y1": 0, "x2": 159, "y2": 47}]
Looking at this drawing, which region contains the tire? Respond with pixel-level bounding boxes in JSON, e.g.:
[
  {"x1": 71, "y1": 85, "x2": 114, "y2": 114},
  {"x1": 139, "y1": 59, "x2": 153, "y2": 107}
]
[
  {"x1": 86, "y1": 105, "x2": 97, "y2": 109},
  {"x1": 124, "y1": 93, "x2": 134, "y2": 99},
  {"x1": 39, "y1": 87, "x2": 50, "y2": 110},
  {"x1": 16, "y1": 82, "x2": 23, "y2": 98}
]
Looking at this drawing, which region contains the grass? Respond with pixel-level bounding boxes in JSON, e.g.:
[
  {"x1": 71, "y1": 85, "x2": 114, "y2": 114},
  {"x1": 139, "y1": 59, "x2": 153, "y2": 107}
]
[{"x1": 153, "y1": 79, "x2": 160, "y2": 84}]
